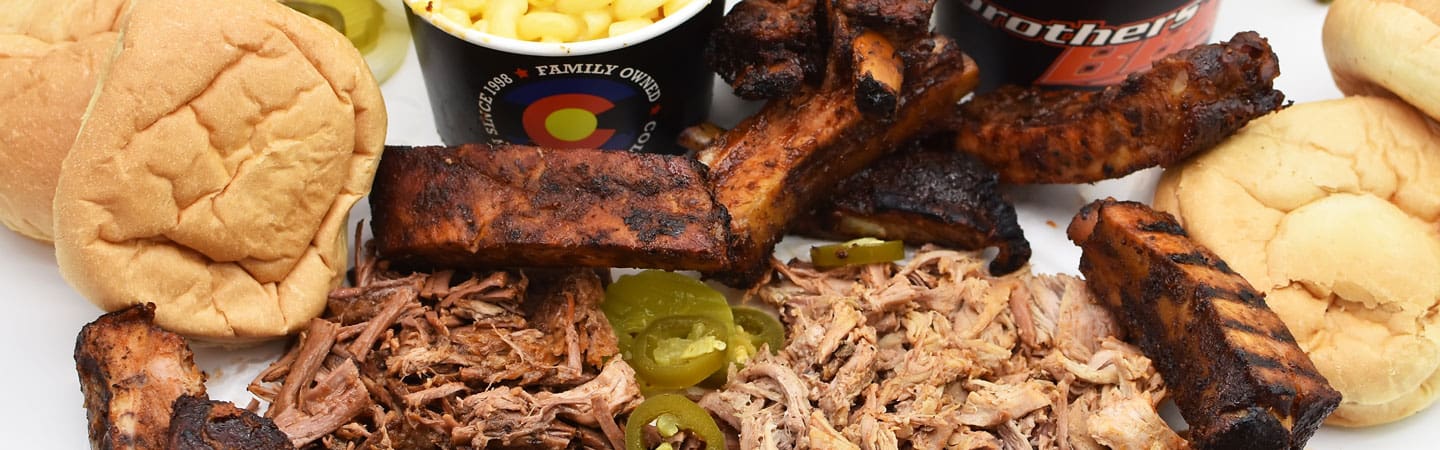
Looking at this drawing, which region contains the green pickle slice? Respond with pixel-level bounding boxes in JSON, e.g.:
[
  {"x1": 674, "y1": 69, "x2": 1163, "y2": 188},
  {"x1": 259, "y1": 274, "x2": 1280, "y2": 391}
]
[
  {"x1": 283, "y1": 0, "x2": 409, "y2": 83},
  {"x1": 283, "y1": 1, "x2": 347, "y2": 34},
  {"x1": 625, "y1": 394, "x2": 725, "y2": 450},
  {"x1": 602, "y1": 270, "x2": 735, "y2": 351},
  {"x1": 602, "y1": 271, "x2": 792, "y2": 390},
  {"x1": 602, "y1": 270, "x2": 737, "y2": 388},
  {"x1": 810, "y1": 238, "x2": 905, "y2": 268},
  {"x1": 731, "y1": 306, "x2": 784, "y2": 358},
  {"x1": 631, "y1": 315, "x2": 730, "y2": 388},
  {"x1": 283, "y1": 0, "x2": 384, "y2": 51}
]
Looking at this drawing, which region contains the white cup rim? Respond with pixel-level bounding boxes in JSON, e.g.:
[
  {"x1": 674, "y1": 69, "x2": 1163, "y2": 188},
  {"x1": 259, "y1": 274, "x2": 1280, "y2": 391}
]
[{"x1": 405, "y1": 0, "x2": 716, "y2": 57}]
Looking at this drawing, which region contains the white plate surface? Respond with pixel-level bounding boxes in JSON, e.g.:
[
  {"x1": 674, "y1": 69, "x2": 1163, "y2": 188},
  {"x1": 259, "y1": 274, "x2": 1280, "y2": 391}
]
[{"x1": 2, "y1": 0, "x2": 1433, "y2": 447}]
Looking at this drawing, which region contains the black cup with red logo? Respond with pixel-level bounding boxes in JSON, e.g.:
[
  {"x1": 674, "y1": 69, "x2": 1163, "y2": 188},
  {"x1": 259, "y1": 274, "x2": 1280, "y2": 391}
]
[
  {"x1": 406, "y1": 1, "x2": 724, "y2": 154},
  {"x1": 935, "y1": 0, "x2": 1220, "y2": 92}
]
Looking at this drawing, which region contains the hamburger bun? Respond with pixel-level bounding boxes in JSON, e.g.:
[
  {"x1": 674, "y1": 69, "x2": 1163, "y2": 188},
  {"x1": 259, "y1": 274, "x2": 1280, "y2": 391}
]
[
  {"x1": 1154, "y1": 96, "x2": 1440, "y2": 427},
  {"x1": 1324, "y1": 0, "x2": 1440, "y2": 122},
  {"x1": 0, "y1": 0, "x2": 129, "y2": 241},
  {"x1": 53, "y1": 0, "x2": 386, "y2": 341}
]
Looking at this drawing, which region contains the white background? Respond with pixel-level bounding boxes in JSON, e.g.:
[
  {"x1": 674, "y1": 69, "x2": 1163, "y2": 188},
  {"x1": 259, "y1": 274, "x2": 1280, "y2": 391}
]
[{"x1": 2, "y1": 0, "x2": 1433, "y2": 447}]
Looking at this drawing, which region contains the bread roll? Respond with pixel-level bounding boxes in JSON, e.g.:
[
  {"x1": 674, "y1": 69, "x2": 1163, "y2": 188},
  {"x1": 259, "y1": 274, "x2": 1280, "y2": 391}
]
[
  {"x1": 0, "y1": 0, "x2": 129, "y2": 241},
  {"x1": 1324, "y1": 0, "x2": 1440, "y2": 122},
  {"x1": 53, "y1": 0, "x2": 386, "y2": 341},
  {"x1": 1154, "y1": 96, "x2": 1440, "y2": 427}
]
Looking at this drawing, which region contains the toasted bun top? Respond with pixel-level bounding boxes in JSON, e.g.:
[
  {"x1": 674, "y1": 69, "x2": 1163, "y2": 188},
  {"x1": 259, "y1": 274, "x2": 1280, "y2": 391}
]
[
  {"x1": 1324, "y1": 0, "x2": 1440, "y2": 122},
  {"x1": 53, "y1": 0, "x2": 386, "y2": 341},
  {"x1": 1154, "y1": 96, "x2": 1440, "y2": 427},
  {"x1": 0, "y1": 0, "x2": 129, "y2": 241}
]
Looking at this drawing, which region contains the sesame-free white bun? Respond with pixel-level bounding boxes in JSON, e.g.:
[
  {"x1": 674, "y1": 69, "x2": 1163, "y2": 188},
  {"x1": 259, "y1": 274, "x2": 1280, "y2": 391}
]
[
  {"x1": 1324, "y1": 0, "x2": 1440, "y2": 122},
  {"x1": 53, "y1": 0, "x2": 386, "y2": 341},
  {"x1": 1154, "y1": 96, "x2": 1440, "y2": 427},
  {"x1": 0, "y1": 0, "x2": 129, "y2": 241}
]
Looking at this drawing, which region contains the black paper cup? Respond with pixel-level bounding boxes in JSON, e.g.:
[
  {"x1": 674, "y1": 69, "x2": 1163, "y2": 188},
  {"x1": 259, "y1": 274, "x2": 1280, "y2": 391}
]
[
  {"x1": 935, "y1": 0, "x2": 1220, "y2": 92},
  {"x1": 406, "y1": 1, "x2": 723, "y2": 154}
]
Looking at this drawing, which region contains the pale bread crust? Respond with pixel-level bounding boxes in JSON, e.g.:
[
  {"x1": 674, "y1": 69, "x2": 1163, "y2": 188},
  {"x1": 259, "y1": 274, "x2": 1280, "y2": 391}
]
[
  {"x1": 53, "y1": 0, "x2": 385, "y2": 341},
  {"x1": 1154, "y1": 97, "x2": 1440, "y2": 427},
  {"x1": 0, "y1": 0, "x2": 130, "y2": 241},
  {"x1": 1324, "y1": 0, "x2": 1440, "y2": 122}
]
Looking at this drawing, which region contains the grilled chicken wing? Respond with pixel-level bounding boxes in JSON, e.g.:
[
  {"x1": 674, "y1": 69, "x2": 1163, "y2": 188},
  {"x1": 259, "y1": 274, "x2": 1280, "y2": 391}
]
[
  {"x1": 1068, "y1": 199, "x2": 1340, "y2": 450},
  {"x1": 957, "y1": 31, "x2": 1284, "y2": 184},
  {"x1": 700, "y1": 36, "x2": 979, "y2": 286},
  {"x1": 793, "y1": 143, "x2": 1030, "y2": 275},
  {"x1": 75, "y1": 303, "x2": 207, "y2": 450},
  {"x1": 168, "y1": 395, "x2": 293, "y2": 450},
  {"x1": 369, "y1": 144, "x2": 731, "y2": 272}
]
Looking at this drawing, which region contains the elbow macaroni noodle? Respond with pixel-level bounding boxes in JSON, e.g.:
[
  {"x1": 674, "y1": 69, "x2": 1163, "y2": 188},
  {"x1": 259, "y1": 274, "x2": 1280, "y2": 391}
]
[{"x1": 409, "y1": 0, "x2": 695, "y2": 42}]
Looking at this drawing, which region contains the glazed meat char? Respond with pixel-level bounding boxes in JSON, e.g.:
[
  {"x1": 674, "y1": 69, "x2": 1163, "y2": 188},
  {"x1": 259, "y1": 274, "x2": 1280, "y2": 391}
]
[
  {"x1": 75, "y1": 304, "x2": 208, "y2": 450},
  {"x1": 1068, "y1": 199, "x2": 1340, "y2": 449},
  {"x1": 706, "y1": 0, "x2": 824, "y2": 99},
  {"x1": 707, "y1": 0, "x2": 937, "y2": 102},
  {"x1": 700, "y1": 35, "x2": 979, "y2": 286},
  {"x1": 76, "y1": 304, "x2": 291, "y2": 450},
  {"x1": 168, "y1": 395, "x2": 294, "y2": 450},
  {"x1": 794, "y1": 144, "x2": 1030, "y2": 276},
  {"x1": 956, "y1": 31, "x2": 1285, "y2": 184},
  {"x1": 369, "y1": 144, "x2": 731, "y2": 273}
]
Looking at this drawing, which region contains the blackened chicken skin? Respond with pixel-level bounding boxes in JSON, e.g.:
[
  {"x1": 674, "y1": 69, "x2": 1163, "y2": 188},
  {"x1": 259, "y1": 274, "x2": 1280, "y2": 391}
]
[
  {"x1": 1068, "y1": 199, "x2": 1340, "y2": 450},
  {"x1": 794, "y1": 144, "x2": 1030, "y2": 275},
  {"x1": 369, "y1": 144, "x2": 732, "y2": 273},
  {"x1": 957, "y1": 31, "x2": 1284, "y2": 184}
]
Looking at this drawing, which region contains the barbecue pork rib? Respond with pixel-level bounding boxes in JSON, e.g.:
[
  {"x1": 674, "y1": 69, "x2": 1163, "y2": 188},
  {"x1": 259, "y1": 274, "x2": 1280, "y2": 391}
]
[
  {"x1": 76, "y1": 303, "x2": 208, "y2": 450},
  {"x1": 701, "y1": 35, "x2": 978, "y2": 286},
  {"x1": 793, "y1": 145, "x2": 1030, "y2": 276},
  {"x1": 168, "y1": 395, "x2": 293, "y2": 450},
  {"x1": 370, "y1": 144, "x2": 731, "y2": 272},
  {"x1": 1068, "y1": 199, "x2": 1340, "y2": 450},
  {"x1": 957, "y1": 31, "x2": 1284, "y2": 184}
]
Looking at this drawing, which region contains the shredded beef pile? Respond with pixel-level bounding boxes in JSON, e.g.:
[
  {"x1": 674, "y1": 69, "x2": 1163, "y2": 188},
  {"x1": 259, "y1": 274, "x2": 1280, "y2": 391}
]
[
  {"x1": 248, "y1": 248, "x2": 641, "y2": 449},
  {"x1": 702, "y1": 247, "x2": 1184, "y2": 449}
]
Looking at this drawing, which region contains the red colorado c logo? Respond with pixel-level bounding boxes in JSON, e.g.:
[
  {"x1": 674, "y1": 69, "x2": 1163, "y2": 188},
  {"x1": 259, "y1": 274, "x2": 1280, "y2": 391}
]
[{"x1": 521, "y1": 94, "x2": 617, "y2": 148}]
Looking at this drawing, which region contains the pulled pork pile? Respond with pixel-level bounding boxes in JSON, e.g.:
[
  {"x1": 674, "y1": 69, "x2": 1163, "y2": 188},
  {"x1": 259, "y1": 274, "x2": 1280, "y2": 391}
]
[
  {"x1": 702, "y1": 248, "x2": 1185, "y2": 449},
  {"x1": 249, "y1": 250, "x2": 641, "y2": 449}
]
